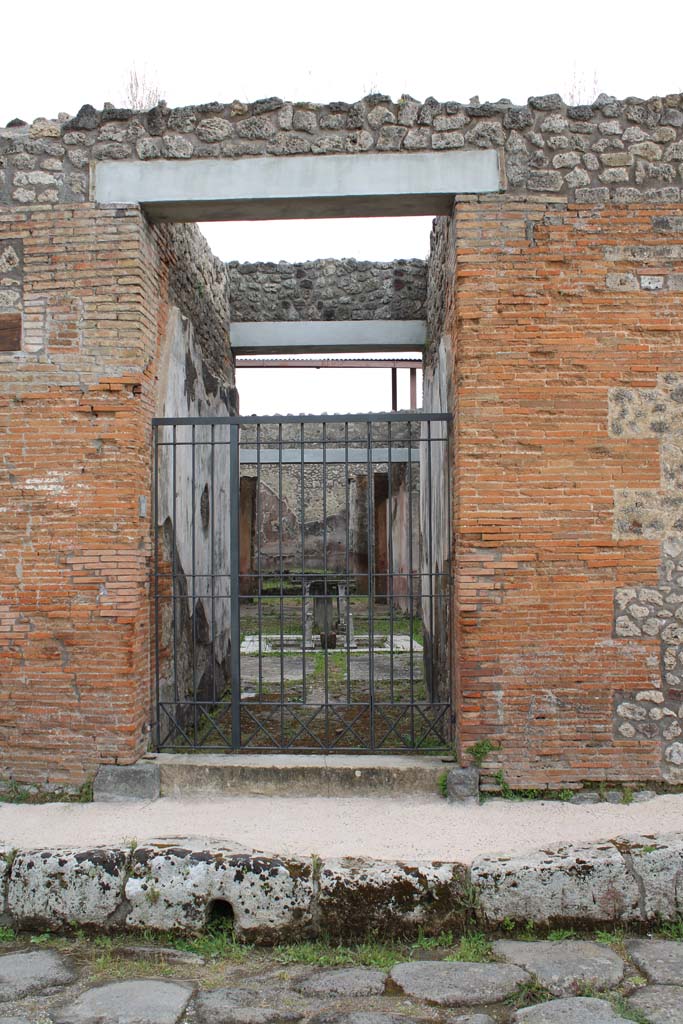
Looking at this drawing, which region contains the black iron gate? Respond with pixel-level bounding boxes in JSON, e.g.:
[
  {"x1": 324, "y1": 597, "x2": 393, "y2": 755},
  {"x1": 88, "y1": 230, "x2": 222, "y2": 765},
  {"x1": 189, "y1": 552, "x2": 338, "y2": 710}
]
[{"x1": 152, "y1": 413, "x2": 452, "y2": 752}]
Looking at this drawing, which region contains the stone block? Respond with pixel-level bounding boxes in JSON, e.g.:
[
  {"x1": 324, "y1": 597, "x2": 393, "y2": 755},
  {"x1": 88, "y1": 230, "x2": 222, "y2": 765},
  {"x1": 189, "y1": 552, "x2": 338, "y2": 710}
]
[
  {"x1": 0, "y1": 950, "x2": 76, "y2": 1001},
  {"x1": 8, "y1": 848, "x2": 129, "y2": 929},
  {"x1": 93, "y1": 763, "x2": 160, "y2": 802},
  {"x1": 317, "y1": 858, "x2": 469, "y2": 939},
  {"x1": 446, "y1": 766, "x2": 480, "y2": 804},
  {"x1": 0, "y1": 849, "x2": 10, "y2": 926},
  {"x1": 53, "y1": 979, "x2": 194, "y2": 1024},
  {"x1": 125, "y1": 846, "x2": 314, "y2": 942},
  {"x1": 492, "y1": 939, "x2": 624, "y2": 995},
  {"x1": 616, "y1": 833, "x2": 683, "y2": 919},
  {"x1": 389, "y1": 961, "x2": 529, "y2": 1006},
  {"x1": 628, "y1": 985, "x2": 683, "y2": 1021},
  {"x1": 513, "y1": 998, "x2": 624, "y2": 1023},
  {"x1": 471, "y1": 840, "x2": 641, "y2": 926}
]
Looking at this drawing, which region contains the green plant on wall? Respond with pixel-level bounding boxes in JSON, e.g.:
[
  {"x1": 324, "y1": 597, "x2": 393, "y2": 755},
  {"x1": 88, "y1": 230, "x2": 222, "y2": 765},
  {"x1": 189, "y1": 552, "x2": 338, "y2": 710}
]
[{"x1": 467, "y1": 738, "x2": 501, "y2": 766}]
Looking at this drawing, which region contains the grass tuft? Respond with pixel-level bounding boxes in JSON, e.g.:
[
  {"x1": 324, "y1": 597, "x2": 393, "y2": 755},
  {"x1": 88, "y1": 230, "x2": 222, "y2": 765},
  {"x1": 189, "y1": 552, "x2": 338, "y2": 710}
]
[{"x1": 445, "y1": 931, "x2": 493, "y2": 963}]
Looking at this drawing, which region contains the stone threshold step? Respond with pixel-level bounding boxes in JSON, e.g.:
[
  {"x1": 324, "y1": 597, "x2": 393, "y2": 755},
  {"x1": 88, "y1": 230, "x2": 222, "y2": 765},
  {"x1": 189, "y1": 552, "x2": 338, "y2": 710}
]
[{"x1": 94, "y1": 753, "x2": 449, "y2": 801}]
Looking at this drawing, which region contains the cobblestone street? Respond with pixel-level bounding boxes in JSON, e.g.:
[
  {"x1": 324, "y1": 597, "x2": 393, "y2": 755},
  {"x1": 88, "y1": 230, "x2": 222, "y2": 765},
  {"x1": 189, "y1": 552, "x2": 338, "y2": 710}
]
[{"x1": 1, "y1": 933, "x2": 682, "y2": 1024}]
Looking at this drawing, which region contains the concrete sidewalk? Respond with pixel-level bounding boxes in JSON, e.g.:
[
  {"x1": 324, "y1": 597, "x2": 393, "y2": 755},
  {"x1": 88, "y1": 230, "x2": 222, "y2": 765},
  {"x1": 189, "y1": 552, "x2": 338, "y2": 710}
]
[{"x1": 2, "y1": 792, "x2": 683, "y2": 862}]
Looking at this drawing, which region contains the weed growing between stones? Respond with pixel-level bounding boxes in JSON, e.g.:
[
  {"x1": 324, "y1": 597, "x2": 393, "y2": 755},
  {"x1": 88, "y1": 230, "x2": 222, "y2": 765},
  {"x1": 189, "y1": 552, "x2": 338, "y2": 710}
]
[
  {"x1": 411, "y1": 929, "x2": 454, "y2": 950},
  {"x1": 546, "y1": 928, "x2": 577, "y2": 941},
  {"x1": 274, "y1": 939, "x2": 403, "y2": 969},
  {"x1": 0, "y1": 778, "x2": 93, "y2": 804},
  {"x1": 0, "y1": 926, "x2": 17, "y2": 942},
  {"x1": 658, "y1": 917, "x2": 683, "y2": 940},
  {"x1": 576, "y1": 986, "x2": 649, "y2": 1024},
  {"x1": 466, "y1": 738, "x2": 501, "y2": 766},
  {"x1": 437, "y1": 770, "x2": 448, "y2": 798},
  {"x1": 505, "y1": 978, "x2": 554, "y2": 1008},
  {"x1": 445, "y1": 932, "x2": 493, "y2": 962},
  {"x1": 491, "y1": 771, "x2": 574, "y2": 802}
]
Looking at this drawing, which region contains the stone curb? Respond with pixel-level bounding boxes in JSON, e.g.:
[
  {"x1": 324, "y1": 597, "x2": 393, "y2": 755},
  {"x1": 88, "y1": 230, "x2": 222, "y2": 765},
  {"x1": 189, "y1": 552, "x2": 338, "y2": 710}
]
[{"x1": 0, "y1": 831, "x2": 681, "y2": 942}]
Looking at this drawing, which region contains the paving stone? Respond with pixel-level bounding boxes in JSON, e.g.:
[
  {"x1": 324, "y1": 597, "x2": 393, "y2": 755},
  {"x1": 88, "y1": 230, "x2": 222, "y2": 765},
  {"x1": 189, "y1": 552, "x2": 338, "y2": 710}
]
[
  {"x1": 626, "y1": 939, "x2": 683, "y2": 984},
  {"x1": 513, "y1": 997, "x2": 624, "y2": 1022},
  {"x1": 492, "y1": 939, "x2": 624, "y2": 995},
  {"x1": 195, "y1": 988, "x2": 301, "y2": 1024},
  {"x1": 449, "y1": 1017, "x2": 496, "y2": 1024},
  {"x1": 628, "y1": 984, "x2": 683, "y2": 1023},
  {"x1": 0, "y1": 1018, "x2": 35, "y2": 1024},
  {"x1": 0, "y1": 949, "x2": 76, "y2": 1001},
  {"x1": 389, "y1": 961, "x2": 529, "y2": 1006},
  {"x1": 53, "y1": 979, "x2": 194, "y2": 1024},
  {"x1": 295, "y1": 968, "x2": 387, "y2": 997}
]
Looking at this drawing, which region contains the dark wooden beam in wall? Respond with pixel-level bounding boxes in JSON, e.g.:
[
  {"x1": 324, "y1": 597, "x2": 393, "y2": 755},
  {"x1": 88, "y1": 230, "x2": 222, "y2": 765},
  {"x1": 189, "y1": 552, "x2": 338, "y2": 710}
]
[{"x1": 0, "y1": 314, "x2": 21, "y2": 352}]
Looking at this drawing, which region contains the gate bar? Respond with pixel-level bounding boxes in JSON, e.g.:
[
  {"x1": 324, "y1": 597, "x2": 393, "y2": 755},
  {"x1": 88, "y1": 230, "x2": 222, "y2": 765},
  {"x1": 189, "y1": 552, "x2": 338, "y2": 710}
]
[{"x1": 229, "y1": 422, "x2": 241, "y2": 748}]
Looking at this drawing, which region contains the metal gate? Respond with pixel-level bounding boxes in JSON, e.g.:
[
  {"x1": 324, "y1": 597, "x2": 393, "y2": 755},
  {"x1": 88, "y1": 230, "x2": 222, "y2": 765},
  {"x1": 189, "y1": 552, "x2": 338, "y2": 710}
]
[{"x1": 152, "y1": 413, "x2": 452, "y2": 752}]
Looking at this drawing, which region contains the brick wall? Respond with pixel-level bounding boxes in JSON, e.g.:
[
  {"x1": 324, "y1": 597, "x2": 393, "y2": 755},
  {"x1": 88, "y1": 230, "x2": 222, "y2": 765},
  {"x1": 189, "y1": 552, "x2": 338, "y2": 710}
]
[
  {"x1": 450, "y1": 195, "x2": 683, "y2": 787},
  {"x1": 0, "y1": 204, "x2": 230, "y2": 788}
]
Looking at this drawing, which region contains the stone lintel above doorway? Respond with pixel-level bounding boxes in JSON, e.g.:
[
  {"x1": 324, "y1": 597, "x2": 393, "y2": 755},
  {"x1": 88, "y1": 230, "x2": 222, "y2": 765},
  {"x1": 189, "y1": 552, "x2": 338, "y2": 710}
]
[{"x1": 94, "y1": 150, "x2": 502, "y2": 222}]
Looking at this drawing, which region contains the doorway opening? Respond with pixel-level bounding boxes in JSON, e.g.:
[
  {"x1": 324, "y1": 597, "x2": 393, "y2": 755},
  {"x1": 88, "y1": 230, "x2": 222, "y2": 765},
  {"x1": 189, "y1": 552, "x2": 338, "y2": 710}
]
[{"x1": 153, "y1": 409, "x2": 452, "y2": 752}]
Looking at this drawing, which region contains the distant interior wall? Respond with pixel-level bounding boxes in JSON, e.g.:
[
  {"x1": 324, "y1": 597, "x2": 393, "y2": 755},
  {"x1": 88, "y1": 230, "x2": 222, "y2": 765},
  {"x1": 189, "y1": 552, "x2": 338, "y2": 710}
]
[{"x1": 227, "y1": 258, "x2": 426, "y2": 322}]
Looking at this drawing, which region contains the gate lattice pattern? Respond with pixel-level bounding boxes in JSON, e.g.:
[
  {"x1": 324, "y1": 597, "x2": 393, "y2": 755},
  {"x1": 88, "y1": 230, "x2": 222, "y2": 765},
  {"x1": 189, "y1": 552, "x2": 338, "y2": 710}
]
[{"x1": 153, "y1": 413, "x2": 452, "y2": 752}]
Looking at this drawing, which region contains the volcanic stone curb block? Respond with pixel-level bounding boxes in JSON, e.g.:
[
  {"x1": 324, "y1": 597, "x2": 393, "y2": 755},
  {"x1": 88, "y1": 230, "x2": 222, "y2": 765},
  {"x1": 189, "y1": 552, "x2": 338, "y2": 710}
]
[
  {"x1": 471, "y1": 837, "x2": 661, "y2": 926},
  {"x1": 8, "y1": 848, "x2": 129, "y2": 929},
  {"x1": 295, "y1": 968, "x2": 387, "y2": 997},
  {"x1": 93, "y1": 763, "x2": 161, "y2": 802},
  {"x1": 512, "y1": 998, "x2": 625, "y2": 1022},
  {"x1": 316, "y1": 859, "x2": 469, "y2": 938},
  {"x1": 388, "y1": 961, "x2": 529, "y2": 1006},
  {"x1": 1, "y1": 833, "x2": 682, "y2": 939},
  {"x1": 492, "y1": 939, "x2": 624, "y2": 996},
  {"x1": 0, "y1": 849, "x2": 9, "y2": 924},
  {"x1": 617, "y1": 834, "x2": 683, "y2": 919},
  {"x1": 124, "y1": 847, "x2": 315, "y2": 941},
  {"x1": 53, "y1": 979, "x2": 194, "y2": 1024},
  {"x1": 625, "y1": 938, "x2": 683, "y2": 984},
  {"x1": 0, "y1": 950, "x2": 76, "y2": 1001}
]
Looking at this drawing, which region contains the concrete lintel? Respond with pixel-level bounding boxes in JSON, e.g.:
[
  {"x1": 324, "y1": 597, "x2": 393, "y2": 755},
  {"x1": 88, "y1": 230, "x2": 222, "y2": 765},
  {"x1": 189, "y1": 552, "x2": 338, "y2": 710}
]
[
  {"x1": 94, "y1": 150, "x2": 502, "y2": 222},
  {"x1": 231, "y1": 320, "x2": 426, "y2": 354}
]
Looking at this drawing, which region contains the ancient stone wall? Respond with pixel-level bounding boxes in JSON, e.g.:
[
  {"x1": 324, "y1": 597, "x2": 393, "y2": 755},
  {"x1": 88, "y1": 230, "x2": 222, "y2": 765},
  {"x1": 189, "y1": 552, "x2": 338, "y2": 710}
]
[
  {"x1": 450, "y1": 194, "x2": 683, "y2": 788},
  {"x1": 0, "y1": 205, "x2": 232, "y2": 787},
  {"x1": 4, "y1": 92, "x2": 683, "y2": 210},
  {"x1": 227, "y1": 259, "x2": 426, "y2": 322}
]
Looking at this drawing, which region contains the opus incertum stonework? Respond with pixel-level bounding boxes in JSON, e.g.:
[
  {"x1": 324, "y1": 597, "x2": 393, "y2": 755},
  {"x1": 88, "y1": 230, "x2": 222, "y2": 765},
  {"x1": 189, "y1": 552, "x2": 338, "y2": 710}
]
[{"x1": 1, "y1": 90, "x2": 683, "y2": 792}]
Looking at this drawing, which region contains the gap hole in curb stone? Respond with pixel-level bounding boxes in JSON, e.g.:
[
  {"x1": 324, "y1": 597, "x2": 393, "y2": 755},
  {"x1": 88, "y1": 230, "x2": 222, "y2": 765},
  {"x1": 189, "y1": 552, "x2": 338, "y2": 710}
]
[{"x1": 206, "y1": 898, "x2": 235, "y2": 932}]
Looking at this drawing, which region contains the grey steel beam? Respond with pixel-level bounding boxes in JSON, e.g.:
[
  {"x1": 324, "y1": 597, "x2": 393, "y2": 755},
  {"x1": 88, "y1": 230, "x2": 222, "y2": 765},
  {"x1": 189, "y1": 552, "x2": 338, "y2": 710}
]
[
  {"x1": 234, "y1": 357, "x2": 423, "y2": 368},
  {"x1": 239, "y1": 447, "x2": 419, "y2": 465},
  {"x1": 230, "y1": 320, "x2": 426, "y2": 354},
  {"x1": 94, "y1": 150, "x2": 502, "y2": 222}
]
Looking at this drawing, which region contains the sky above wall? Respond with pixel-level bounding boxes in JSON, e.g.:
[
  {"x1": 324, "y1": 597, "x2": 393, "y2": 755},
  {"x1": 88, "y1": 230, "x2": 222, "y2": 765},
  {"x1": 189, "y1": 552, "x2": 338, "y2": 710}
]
[{"x1": 3, "y1": 0, "x2": 682, "y2": 412}]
